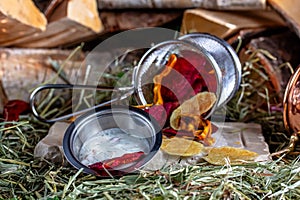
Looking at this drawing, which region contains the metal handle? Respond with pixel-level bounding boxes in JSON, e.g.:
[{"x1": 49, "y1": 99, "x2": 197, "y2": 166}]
[{"x1": 29, "y1": 84, "x2": 135, "y2": 123}]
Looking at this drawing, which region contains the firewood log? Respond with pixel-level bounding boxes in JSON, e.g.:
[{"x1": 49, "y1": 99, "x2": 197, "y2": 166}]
[
  {"x1": 99, "y1": 11, "x2": 182, "y2": 32},
  {"x1": 268, "y1": 0, "x2": 300, "y2": 38},
  {"x1": 1, "y1": 0, "x2": 182, "y2": 48},
  {"x1": 0, "y1": 48, "x2": 85, "y2": 110},
  {"x1": 180, "y1": 8, "x2": 285, "y2": 39},
  {"x1": 2, "y1": 0, "x2": 103, "y2": 48},
  {"x1": 0, "y1": 0, "x2": 47, "y2": 46},
  {"x1": 97, "y1": 0, "x2": 266, "y2": 10}
]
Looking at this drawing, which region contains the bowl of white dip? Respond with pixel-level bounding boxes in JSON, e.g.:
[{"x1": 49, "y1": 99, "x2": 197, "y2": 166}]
[{"x1": 63, "y1": 105, "x2": 162, "y2": 177}]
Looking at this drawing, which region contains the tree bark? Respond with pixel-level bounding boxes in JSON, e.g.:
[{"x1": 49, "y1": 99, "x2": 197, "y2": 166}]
[
  {"x1": 97, "y1": 0, "x2": 266, "y2": 10},
  {"x1": 268, "y1": 0, "x2": 300, "y2": 38},
  {"x1": 100, "y1": 10, "x2": 182, "y2": 32},
  {"x1": 0, "y1": 48, "x2": 85, "y2": 108}
]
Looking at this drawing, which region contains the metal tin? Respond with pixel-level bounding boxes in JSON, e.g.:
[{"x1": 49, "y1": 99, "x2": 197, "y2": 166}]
[
  {"x1": 283, "y1": 65, "x2": 300, "y2": 134},
  {"x1": 30, "y1": 33, "x2": 241, "y2": 122},
  {"x1": 134, "y1": 38, "x2": 222, "y2": 110},
  {"x1": 134, "y1": 33, "x2": 242, "y2": 118},
  {"x1": 63, "y1": 105, "x2": 162, "y2": 176},
  {"x1": 178, "y1": 33, "x2": 242, "y2": 108}
]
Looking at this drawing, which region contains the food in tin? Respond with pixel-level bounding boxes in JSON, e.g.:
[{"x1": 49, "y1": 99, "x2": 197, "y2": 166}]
[
  {"x1": 149, "y1": 52, "x2": 217, "y2": 153},
  {"x1": 170, "y1": 91, "x2": 216, "y2": 130}
]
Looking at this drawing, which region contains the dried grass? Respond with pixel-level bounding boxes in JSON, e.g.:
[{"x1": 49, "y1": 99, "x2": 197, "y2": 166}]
[{"x1": 1, "y1": 45, "x2": 300, "y2": 199}]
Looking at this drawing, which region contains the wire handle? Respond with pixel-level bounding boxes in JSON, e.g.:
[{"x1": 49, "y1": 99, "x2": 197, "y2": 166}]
[{"x1": 29, "y1": 84, "x2": 135, "y2": 123}]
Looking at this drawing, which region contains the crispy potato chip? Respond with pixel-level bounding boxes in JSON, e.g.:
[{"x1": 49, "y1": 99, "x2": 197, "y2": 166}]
[
  {"x1": 203, "y1": 146, "x2": 258, "y2": 165},
  {"x1": 161, "y1": 137, "x2": 204, "y2": 156},
  {"x1": 170, "y1": 92, "x2": 216, "y2": 130}
]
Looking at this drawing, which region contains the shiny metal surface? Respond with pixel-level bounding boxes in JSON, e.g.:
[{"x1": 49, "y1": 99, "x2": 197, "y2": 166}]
[
  {"x1": 29, "y1": 84, "x2": 134, "y2": 123},
  {"x1": 63, "y1": 105, "x2": 162, "y2": 176},
  {"x1": 283, "y1": 65, "x2": 300, "y2": 133},
  {"x1": 178, "y1": 33, "x2": 242, "y2": 108},
  {"x1": 134, "y1": 39, "x2": 222, "y2": 111},
  {"x1": 30, "y1": 33, "x2": 241, "y2": 122}
]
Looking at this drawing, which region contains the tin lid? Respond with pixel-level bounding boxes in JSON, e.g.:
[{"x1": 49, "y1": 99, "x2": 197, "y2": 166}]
[{"x1": 283, "y1": 65, "x2": 300, "y2": 133}]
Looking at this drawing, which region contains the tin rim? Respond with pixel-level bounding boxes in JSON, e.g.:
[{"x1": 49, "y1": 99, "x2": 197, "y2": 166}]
[{"x1": 134, "y1": 39, "x2": 222, "y2": 118}]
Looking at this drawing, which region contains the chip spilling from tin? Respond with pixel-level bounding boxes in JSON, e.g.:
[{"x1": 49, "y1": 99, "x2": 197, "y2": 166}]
[
  {"x1": 203, "y1": 146, "x2": 259, "y2": 165},
  {"x1": 170, "y1": 91, "x2": 217, "y2": 130},
  {"x1": 148, "y1": 52, "x2": 218, "y2": 148},
  {"x1": 160, "y1": 137, "x2": 204, "y2": 156}
]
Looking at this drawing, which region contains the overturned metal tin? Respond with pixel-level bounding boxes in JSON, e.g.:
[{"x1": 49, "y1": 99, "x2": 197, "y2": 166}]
[
  {"x1": 30, "y1": 33, "x2": 241, "y2": 123},
  {"x1": 178, "y1": 33, "x2": 241, "y2": 108}
]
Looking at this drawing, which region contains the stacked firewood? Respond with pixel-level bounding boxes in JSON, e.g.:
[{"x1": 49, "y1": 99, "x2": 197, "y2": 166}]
[
  {"x1": 1, "y1": 0, "x2": 300, "y2": 111},
  {"x1": 0, "y1": 0, "x2": 184, "y2": 48},
  {"x1": 0, "y1": 0, "x2": 101, "y2": 48}
]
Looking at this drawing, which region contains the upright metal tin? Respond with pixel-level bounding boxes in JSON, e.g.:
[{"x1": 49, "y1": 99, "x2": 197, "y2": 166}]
[{"x1": 63, "y1": 105, "x2": 162, "y2": 176}]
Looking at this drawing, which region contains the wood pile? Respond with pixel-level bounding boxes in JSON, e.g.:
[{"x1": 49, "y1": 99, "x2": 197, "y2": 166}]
[
  {"x1": 1, "y1": 2, "x2": 300, "y2": 198},
  {"x1": 0, "y1": 0, "x2": 183, "y2": 48},
  {"x1": 0, "y1": 0, "x2": 47, "y2": 46},
  {"x1": 0, "y1": 0, "x2": 101, "y2": 48},
  {"x1": 0, "y1": 0, "x2": 183, "y2": 110},
  {"x1": 1, "y1": 0, "x2": 300, "y2": 109}
]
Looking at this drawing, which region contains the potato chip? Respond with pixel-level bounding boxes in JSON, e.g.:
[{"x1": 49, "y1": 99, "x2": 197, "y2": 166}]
[
  {"x1": 170, "y1": 92, "x2": 216, "y2": 130},
  {"x1": 203, "y1": 146, "x2": 258, "y2": 165},
  {"x1": 161, "y1": 137, "x2": 204, "y2": 156}
]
